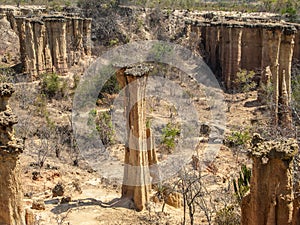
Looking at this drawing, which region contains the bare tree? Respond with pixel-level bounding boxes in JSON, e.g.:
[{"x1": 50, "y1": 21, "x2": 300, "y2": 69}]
[
  {"x1": 29, "y1": 124, "x2": 56, "y2": 167},
  {"x1": 179, "y1": 168, "x2": 216, "y2": 225}
]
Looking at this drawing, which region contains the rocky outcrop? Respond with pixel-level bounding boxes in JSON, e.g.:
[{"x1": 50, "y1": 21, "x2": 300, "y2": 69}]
[
  {"x1": 241, "y1": 134, "x2": 299, "y2": 225},
  {"x1": 0, "y1": 6, "x2": 91, "y2": 79},
  {"x1": 14, "y1": 15, "x2": 91, "y2": 79},
  {"x1": 187, "y1": 20, "x2": 296, "y2": 89},
  {"x1": 164, "y1": 191, "x2": 182, "y2": 208},
  {"x1": 0, "y1": 83, "x2": 24, "y2": 225},
  {"x1": 116, "y1": 64, "x2": 157, "y2": 211},
  {"x1": 186, "y1": 15, "x2": 297, "y2": 127}
]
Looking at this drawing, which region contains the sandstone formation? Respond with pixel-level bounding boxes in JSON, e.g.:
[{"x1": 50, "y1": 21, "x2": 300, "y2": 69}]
[
  {"x1": 15, "y1": 15, "x2": 91, "y2": 79},
  {"x1": 164, "y1": 191, "x2": 182, "y2": 208},
  {"x1": 0, "y1": 83, "x2": 24, "y2": 225},
  {"x1": 294, "y1": 24, "x2": 300, "y2": 61},
  {"x1": 116, "y1": 64, "x2": 158, "y2": 211},
  {"x1": 241, "y1": 134, "x2": 299, "y2": 225},
  {"x1": 186, "y1": 14, "x2": 298, "y2": 127},
  {"x1": 0, "y1": 6, "x2": 91, "y2": 80}
]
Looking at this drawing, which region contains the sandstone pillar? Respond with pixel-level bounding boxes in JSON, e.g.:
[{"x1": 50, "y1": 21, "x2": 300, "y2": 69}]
[
  {"x1": 45, "y1": 17, "x2": 68, "y2": 74},
  {"x1": 83, "y1": 18, "x2": 92, "y2": 56},
  {"x1": 279, "y1": 72, "x2": 293, "y2": 129},
  {"x1": 72, "y1": 18, "x2": 84, "y2": 59},
  {"x1": 203, "y1": 25, "x2": 219, "y2": 73},
  {"x1": 24, "y1": 20, "x2": 38, "y2": 79},
  {"x1": 241, "y1": 27, "x2": 262, "y2": 71},
  {"x1": 293, "y1": 25, "x2": 300, "y2": 60},
  {"x1": 261, "y1": 28, "x2": 282, "y2": 125},
  {"x1": 32, "y1": 20, "x2": 46, "y2": 75},
  {"x1": 0, "y1": 83, "x2": 24, "y2": 225},
  {"x1": 116, "y1": 64, "x2": 156, "y2": 211},
  {"x1": 220, "y1": 25, "x2": 242, "y2": 89},
  {"x1": 259, "y1": 27, "x2": 295, "y2": 127},
  {"x1": 220, "y1": 25, "x2": 231, "y2": 88},
  {"x1": 241, "y1": 134, "x2": 299, "y2": 225},
  {"x1": 278, "y1": 30, "x2": 295, "y2": 104},
  {"x1": 230, "y1": 26, "x2": 243, "y2": 87},
  {"x1": 15, "y1": 17, "x2": 26, "y2": 72}
]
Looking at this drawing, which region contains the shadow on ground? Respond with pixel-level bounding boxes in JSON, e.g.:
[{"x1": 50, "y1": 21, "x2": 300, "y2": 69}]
[{"x1": 49, "y1": 197, "x2": 135, "y2": 214}]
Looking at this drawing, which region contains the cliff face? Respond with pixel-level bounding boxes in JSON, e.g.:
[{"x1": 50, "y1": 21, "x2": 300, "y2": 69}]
[
  {"x1": 187, "y1": 19, "x2": 296, "y2": 90},
  {"x1": 15, "y1": 15, "x2": 91, "y2": 79},
  {"x1": 186, "y1": 14, "x2": 298, "y2": 127},
  {"x1": 0, "y1": 6, "x2": 91, "y2": 79},
  {"x1": 294, "y1": 24, "x2": 300, "y2": 62},
  {"x1": 0, "y1": 83, "x2": 24, "y2": 225},
  {"x1": 241, "y1": 134, "x2": 299, "y2": 225}
]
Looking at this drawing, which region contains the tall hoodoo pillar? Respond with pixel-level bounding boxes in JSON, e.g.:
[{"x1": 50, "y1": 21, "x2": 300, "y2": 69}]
[
  {"x1": 241, "y1": 134, "x2": 299, "y2": 225},
  {"x1": 0, "y1": 83, "x2": 24, "y2": 225},
  {"x1": 116, "y1": 64, "x2": 157, "y2": 211}
]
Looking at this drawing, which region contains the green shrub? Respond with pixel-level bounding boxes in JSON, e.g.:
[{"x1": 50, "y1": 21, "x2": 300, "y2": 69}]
[
  {"x1": 161, "y1": 122, "x2": 180, "y2": 151},
  {"x1": 233, "y1": 164, "x2": 251, "y2": 203},
  {"x1": 98, "y1": 74, "x2": 120, "y2": 99},
  {"x1": 151, "y1": 42, "x2": 173, "y2": 61},
  {"x1": 226, "y1": 130, "x2": 251, "y2": 147},
  {"x1": 41, "y1": 73, "x2": 66, "y2": 98},
  {"x1": 87, "y1": 108, "x2": 97, "y2": 124},
  {"x1": 77, "y1": 0, "x2": 119, "y2": 9},
  {"x1": 109, "y1": 38, "x2": 119, "y2": 46},
  {"x1": 41, "y1": 73, "x2": 60, "y2": 97},
  {"x1": 234, "y1": 70, "x2": 256, "y2": 93}
]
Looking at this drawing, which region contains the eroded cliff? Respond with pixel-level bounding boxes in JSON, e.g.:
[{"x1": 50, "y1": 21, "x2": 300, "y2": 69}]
[
  {"x1": 0, "y1": 6, "x2": 91, "y2": 80},
  {"x1": 184, "y1": 12, "x2": 299, "y2": 127}
]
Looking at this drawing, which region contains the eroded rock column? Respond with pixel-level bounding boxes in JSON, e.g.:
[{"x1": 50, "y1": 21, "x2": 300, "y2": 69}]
[
  {"x1": 45, "y1": 17, "x2": 68, "y2": 74},
  {"x1": 116, "y1": 64, "x2": 157, "y2": 211},
  {"x1": 0, "y1": 83, "x2": 24, "y2": 225},
  {"x1": 242, "y1": 134, "x2": 299, "y2": 225},
  {"x1": 293, "y1": 25, "x2": 300, "y2": 60},
  {"x1": 15, "y1": 14, "x2": 91, "y2": 78}
]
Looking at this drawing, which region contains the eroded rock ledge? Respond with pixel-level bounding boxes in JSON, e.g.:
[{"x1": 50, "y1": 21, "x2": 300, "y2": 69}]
[
  {"x1": 186, "y1": 13, "x2": 298, "y2": 89},
  {"x1": 242, "y1": 134, "x2": 299, "y2": 225},
  {"x1": 0, "y1": 6, "x2": 91, "y2": 79},
  {"x1": 185, "y1": 12, "x2": 299, "y2": 126}
]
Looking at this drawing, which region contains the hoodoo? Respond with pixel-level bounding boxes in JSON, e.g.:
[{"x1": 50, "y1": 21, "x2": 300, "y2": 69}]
[{"x1": 0, "y1": 83, "x2": 24, "y2": 225}]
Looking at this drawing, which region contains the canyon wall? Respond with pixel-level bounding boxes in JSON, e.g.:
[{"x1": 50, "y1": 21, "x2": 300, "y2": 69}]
[
  {"x1": 15, "y1": 15, "x2": 92, "y2": 79},
  {"x1": 294, "y1": 24, "x2": 300, "y2": 62},
  {"x1": 187, "y1": 19, "x2": 296, "y2": 91},
  {"x1": 241, "y1": 134, "x2": 299, "y2": 225},
  {"x1": 0, "y1": 6, "x2": 91, "y2": 80},
  {"x1": 186, "y1": 15, "x2": 299, "y2": 126}
]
